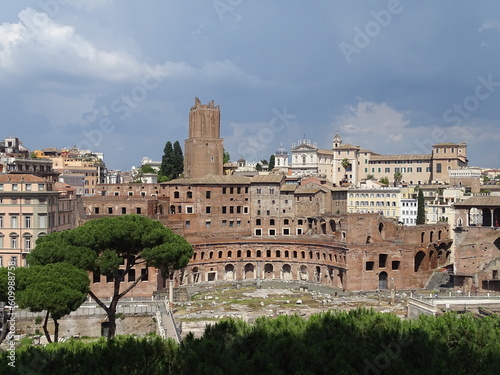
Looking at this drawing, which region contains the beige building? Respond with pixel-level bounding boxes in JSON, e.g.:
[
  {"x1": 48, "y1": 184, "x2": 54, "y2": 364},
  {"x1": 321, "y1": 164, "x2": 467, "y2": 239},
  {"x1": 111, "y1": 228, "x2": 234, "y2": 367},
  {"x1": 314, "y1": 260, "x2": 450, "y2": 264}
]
[
  {"x1": 289, "y1": 132, "x2": 468, "y2": 187},
  {"x1": 347, "y1": 187, "x2": 401, "y2": 219},
  {"x1": 0, "y1": 175, "x2": 58, "y2": 266}
]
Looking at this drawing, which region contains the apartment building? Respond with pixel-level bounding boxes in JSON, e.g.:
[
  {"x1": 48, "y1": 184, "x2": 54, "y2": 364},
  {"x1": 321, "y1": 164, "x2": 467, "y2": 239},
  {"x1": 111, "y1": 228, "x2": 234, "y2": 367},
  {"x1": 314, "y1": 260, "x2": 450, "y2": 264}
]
[{"x1": 0, "y1": 175, "x2": 59, "y2": 266}]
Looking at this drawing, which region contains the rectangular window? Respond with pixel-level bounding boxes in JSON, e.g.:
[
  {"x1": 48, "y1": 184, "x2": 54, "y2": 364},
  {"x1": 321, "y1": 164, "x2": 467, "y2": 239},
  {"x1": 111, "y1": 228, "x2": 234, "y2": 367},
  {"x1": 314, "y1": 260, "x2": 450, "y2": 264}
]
[
  {"x1": 222, "y1": 220, "x2": 227, "y2": 227},
  {"x1": 141, "y1": 268, "x2": 149, "y2": 281},
  {"x1": 436, "y1": 163, "x2": 442, "y2": 173},
  {"x1": 11, "y1": 215, "x2": 18, "y2": 229},
  {"x1": 11, "y1": 236, "x2": 18, "y2": 249},
  {"x1": 222, "y1": 187, "x2": 226, "y2": 194},
  {"x1": 94, "y1": 207, "x2": 100, "y2": 214},
  {"x1": 236, "y1": 220, "x2": 241, "y2": 227},
  {"x1": 255, "y1": 229, "x2": 262, "y2": 236},
  {"x1": 24, "y1": 237, "x2": 31, "y2": 250},
  {"x1": 256, "y1": 188, "x2": 262, "y2": 194},
  {"x1": 205, "y1": 221, "x2": 211, "y2": 228},
  {"x1": 283, "y1": 228, "x2": 290, "y2": 235},
  {"x1": 256, "y1": 218, "x2": 261, "y2": 225},
  {"x1": 230, "y1": 206, "x2": 234, "y2": 214},
  {"x1": 229, "y1": 220, "x2": 234, "y2": 228},
  {"x1": 205, "y1": 206, "x2": 211, "y2": 214},
  {"x1": 12, "y1": 184, "x2": 18, "y2": 191},
  {"x1": 392, "y1": 261, "x2": 400, "y2": 270},
  {"x1": 237, "y1": 206, "x2": 242, "y2": 214},
  {"x1": 38, "y1": 184, "x2": 44, "y2": 191},
  {"x1": 297, "y1": 228, "x2": 303, "y2": 235},
  {"x1": 93, "y1": 272, "x2": 100, "y2": 283},
  {"x1": 26, "y1": 184, "x2": 32, "y2": 191},
  {"x1": 269, "y1": 229, "x2": 276, "y2": 236},
  {"x1": 222, "y1": 206, "x2": 227, "y2": 214},
  {"x1": 136, "y1": 207, "x2": 142, "y2": 214},
  {"x1": 128, "y1": 269, "x2": 136, "y2": 282},
  {"x1": 365, "y1": 261, "x2": 375, "y2": 271},
  {"x1": 206, "y1": 191, "x2": 211, "y2": 199},
  {"x1": 0, "y1": 215, "x2": 3, "y2": 228},
  {"x1": 185, "y1": 221, "x2": 190, "y2": 228},
  {"x1": 379, "y1": 254, "x2": 388, "y2": 268},
  {"x1": 186, "y1": 206, "x2": 193, "y2": 214},
  {"x1": 244, "y1": 206, "x2": 249, "y2": 214},
  {"x1": 24, "y1": 216, "x2": 31, "y2": 228},
  {"x1": 11, "y1": 256, "x2": 17, "y2": 267},
  {"x1": 108, "y1": 207, "x2": 113, "y2": 214},
  {"x1": 121, "y1": 207, "x2": 127, "y2": 214}
]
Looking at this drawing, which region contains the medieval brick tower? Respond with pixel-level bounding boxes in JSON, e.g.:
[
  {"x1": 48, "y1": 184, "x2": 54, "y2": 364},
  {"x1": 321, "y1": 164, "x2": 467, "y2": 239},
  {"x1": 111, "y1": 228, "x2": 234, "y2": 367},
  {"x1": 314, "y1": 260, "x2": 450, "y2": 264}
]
[{"x1": 184, "y1": 98, "x2": 224, "y2": 178}]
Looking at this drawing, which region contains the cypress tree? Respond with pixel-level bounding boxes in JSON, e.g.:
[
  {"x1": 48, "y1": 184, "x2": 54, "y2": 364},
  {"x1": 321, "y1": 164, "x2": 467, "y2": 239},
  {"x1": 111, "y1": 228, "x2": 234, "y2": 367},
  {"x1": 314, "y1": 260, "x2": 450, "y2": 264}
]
[
  {"x1": 172, "y1": 141, "x2": 184, "y2": 179},
  {"x1": 269, "y1": 155, "x2": 275, "y2": 170},
  {"x1": 416, "y1": 189, "x2": 426, "y2": 224},
  {"x1": 160, "y1": 141, "x2": 174, "y2": 179}
]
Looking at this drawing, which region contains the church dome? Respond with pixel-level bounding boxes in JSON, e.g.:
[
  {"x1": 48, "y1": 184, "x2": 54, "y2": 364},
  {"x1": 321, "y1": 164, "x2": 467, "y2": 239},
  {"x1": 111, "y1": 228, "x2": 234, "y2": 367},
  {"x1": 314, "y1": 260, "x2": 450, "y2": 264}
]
[{"x1": 275, "y1": 144, "x2": 288, "y2": 156}]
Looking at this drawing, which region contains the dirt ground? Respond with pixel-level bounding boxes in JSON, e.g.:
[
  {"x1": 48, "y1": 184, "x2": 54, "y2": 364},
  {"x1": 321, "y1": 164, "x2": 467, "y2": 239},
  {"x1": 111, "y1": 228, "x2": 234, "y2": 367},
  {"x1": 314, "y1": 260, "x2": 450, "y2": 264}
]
[{"x1": 175, "y1": 286, "x2": 408, "y2": 338}]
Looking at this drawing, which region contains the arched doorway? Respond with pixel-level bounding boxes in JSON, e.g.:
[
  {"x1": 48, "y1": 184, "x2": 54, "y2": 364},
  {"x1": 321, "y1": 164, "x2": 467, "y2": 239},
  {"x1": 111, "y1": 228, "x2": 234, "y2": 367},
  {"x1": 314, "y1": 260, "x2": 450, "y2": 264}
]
[
  {"x1": 264, "y1": 263, "x2": 274, "y2": 279},
  {"x1": 379, "y1": 272, "x2": 388, "y2": 290},
  {"x1": 192, "y1": 267, "x2": 200, "y2": 283},
  {"x1": 224, "y1": 264, "x2": 235, "y2": 281},
  {"x1": 414, "y1": 251, "x2": 426, "y2": 272},
  {"x1": 378, "y1": 223, "x2": 385, "y2": 240},
  {"x1": 244, "y1": 263, "x2": 254, "y2": 279},
  {"x1": 320, "y1": 220, "x2": 327, "y2": 235},
  {"x1": 282, "y1": 264, "x2": 292, "y2": 280},
  {"x1": 299, "y1": 265, "x2": 308, "y2": 281},
  {"x1": 329, "y1": 220, "x2": 336, "y2": 234}
]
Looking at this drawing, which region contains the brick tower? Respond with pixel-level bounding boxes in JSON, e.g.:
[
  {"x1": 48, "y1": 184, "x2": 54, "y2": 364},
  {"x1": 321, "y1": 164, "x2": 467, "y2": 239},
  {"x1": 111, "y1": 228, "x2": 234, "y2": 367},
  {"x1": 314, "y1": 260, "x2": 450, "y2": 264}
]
[{"x1": 184, "y1": 98, "x2": 224, "y2": 178}]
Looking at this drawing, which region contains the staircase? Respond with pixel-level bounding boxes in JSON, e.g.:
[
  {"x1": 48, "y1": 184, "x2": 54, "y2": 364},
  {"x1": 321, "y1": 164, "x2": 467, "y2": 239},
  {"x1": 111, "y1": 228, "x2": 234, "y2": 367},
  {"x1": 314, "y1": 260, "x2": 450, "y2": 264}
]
[{"x1": 424, "y1": 271, "x2": 448, "y2": 290}]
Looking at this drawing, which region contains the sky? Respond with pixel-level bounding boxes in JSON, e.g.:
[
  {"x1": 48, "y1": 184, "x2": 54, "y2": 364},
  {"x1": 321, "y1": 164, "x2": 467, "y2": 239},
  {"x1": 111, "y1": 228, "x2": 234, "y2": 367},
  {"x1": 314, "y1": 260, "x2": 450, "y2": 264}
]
[{"x1": 1, "y1": 0, "x2": 499, "y2": 171}]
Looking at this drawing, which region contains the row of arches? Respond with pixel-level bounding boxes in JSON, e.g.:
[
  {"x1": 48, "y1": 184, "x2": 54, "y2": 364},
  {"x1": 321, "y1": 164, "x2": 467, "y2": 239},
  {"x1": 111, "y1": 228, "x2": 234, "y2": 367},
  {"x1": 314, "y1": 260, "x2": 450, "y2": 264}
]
[
  {"x1": 187, "y1": 262, "x2": 345, "y2": 288},
  {"x1": 465, "y1": 208, "x2": 500, "y2": 227},
  {"x1": 420, "y1": 229, "x2": 445, "y2": 244},
  {"x1": 192, "y1": 248, "x2": 346, "y2": 265},
  {"x1": 414, "y1": 248, "x2": 451, "y2": 272}
]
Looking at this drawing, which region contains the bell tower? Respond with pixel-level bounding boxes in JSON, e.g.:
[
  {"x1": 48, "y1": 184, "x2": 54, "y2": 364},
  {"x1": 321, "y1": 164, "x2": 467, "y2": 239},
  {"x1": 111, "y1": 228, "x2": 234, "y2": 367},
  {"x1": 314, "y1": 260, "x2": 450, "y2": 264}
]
[{"x1": 184, "y1": 98, "x2": 224, "y2": 178}]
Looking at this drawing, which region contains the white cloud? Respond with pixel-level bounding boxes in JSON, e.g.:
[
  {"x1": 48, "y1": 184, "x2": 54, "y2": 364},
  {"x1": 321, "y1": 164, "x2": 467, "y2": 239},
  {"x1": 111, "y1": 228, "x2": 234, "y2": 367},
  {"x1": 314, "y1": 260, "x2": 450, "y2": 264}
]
[
  {"x1": 479, "y1": 20, "x2": 500, "y2": 32},
  {"x1": 333, "y1": 101, "x2": 409, "y2": 149},
  {"x1": 0, "y1": 8, "x2": 144, "y2": 82}
]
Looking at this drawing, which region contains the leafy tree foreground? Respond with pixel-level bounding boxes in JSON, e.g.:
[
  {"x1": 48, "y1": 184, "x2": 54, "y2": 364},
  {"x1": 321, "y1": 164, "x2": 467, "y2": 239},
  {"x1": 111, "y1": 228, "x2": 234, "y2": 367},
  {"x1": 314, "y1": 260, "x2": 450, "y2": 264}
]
[{"x1": 2, "y1": 309, "x2": 500, "y2": 374}]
